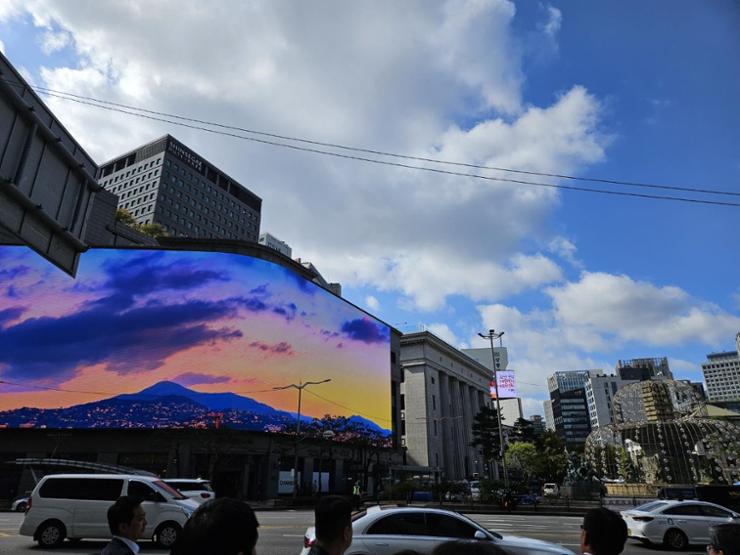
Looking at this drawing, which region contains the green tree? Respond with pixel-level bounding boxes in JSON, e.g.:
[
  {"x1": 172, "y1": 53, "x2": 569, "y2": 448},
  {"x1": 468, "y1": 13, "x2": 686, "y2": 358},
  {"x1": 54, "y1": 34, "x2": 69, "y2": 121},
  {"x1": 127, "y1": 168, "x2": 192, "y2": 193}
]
[
  {"x1": 535, "y1": 431, "x2": 568, "y2": 483},
  {"x1": 505, "y1": 441, "x2": 539, "y2": 482},
  {"x1": 115, "y1": 208, "x2": 169, "y2": 239},
  {"x1": 510, "y1": 417, "x2": 536, "y2": 444},
  {"x1": 471, "y1": 406, "x2": 502, "y2": 471}
]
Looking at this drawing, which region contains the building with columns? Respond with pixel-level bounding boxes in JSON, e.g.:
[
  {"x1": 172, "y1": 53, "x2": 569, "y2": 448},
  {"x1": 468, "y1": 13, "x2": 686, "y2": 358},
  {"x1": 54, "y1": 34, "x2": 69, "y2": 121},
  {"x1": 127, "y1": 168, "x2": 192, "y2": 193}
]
[{"x1": 400, "y1": 332, "x2": 492, "y2": 480}]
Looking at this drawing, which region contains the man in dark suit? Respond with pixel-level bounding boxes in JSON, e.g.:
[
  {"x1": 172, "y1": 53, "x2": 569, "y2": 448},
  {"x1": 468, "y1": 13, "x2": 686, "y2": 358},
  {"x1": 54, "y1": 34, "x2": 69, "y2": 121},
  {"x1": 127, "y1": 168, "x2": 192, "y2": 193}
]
[{"x1": 102, "y1": 496, "x2": 147, "y2": 555}]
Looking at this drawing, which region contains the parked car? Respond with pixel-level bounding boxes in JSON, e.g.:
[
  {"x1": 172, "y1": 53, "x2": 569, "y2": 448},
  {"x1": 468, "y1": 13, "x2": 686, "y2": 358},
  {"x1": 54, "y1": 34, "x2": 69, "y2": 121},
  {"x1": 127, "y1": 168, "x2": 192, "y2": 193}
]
[
  {"x1": 621, "y1": 499, "x2": 740, "y2": 550},
  {"x1": 19, "y1": 474, "x2": 198, "y2": 549},
  {"x1": 300, "y1": 505, "x2": 576, "y2": 555},
  {"x1": 163, "y1": 478, "x2": 214, "y2": 504},
  {"x1": 542, "y1": 483, "x2": 559, "y2": 497},
  {"x1": 11, "y1": 492, "x2": 31, "y2": 512}
]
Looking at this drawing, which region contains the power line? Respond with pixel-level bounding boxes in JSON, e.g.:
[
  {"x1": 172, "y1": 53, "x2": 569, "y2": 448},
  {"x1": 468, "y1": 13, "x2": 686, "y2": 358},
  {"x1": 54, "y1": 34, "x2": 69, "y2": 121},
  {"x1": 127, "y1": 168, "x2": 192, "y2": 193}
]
[
  {"x1": 22, "y1": 89, "x2": 740, "y2": 208},
  {"x1": 6, "y1": 80, "x2": 740, "y2": 207},
  {"x1": 8, "y1": 77, "x2": 738, "y2": 200}
]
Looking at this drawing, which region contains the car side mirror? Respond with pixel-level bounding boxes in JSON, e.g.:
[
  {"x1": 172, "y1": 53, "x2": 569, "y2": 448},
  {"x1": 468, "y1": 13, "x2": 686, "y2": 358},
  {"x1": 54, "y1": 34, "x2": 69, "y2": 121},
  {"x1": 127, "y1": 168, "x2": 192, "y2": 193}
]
[{"x1": 474, "y1": 530, "x2": 488, "y2": 540}]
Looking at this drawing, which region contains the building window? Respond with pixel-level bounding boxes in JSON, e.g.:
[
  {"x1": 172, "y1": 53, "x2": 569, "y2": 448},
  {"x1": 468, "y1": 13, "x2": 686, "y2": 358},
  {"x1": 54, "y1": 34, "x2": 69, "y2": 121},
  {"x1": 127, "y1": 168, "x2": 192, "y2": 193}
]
[{"x1": 432, "y1": 395, "x2": 436, "y2": 411}]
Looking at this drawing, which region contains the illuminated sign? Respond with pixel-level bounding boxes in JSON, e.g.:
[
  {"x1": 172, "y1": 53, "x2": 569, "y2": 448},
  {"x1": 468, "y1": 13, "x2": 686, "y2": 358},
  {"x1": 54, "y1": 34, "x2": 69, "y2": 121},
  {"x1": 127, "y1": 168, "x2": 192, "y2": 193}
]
[
  {"x1": 490, "y1": 370, "x2": 516, "y2": 399},
  {"x1": 0, "y1": 247, "x2": 391, "y2": 441}
]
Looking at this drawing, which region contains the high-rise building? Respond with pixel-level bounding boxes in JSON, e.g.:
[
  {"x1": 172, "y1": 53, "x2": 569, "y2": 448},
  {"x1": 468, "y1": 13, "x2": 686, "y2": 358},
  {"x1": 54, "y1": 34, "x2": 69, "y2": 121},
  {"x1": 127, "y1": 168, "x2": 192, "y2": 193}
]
[
  {"x1": 702, "y1": 333, "x2": 740, "y2": 403},
  {"x1": 584, "y1": 374, "x2": 638, "y2": 431},
  {"x1": 400, "y1": 332, "x2": 492, "y2": 480},
  {"x1": 98, "y1": 135, "x2": 262, "y2": 241},
  {"x1": 547, "y1": 370, "x2": 601, "y2": 447},
  {"x1": 543, "y1": 400, "x2": 555, "y2": 431},
  {"x1": 258, "y1": 232, "x2": 292, "y2": 258},
  {"x1": 616, "y1": 357, "x2": 673, "y2": 381}
]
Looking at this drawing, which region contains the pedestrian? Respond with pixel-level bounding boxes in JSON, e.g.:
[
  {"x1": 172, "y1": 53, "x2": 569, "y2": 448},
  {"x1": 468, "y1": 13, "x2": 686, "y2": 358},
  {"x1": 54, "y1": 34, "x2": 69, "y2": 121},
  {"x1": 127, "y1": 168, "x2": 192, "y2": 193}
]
[
  {"x1": 170, "y1": 498, "x2": 259, "y2": 555},
  {"x1": 580, "y1": 508, "x2": 628, "y2": 555},
  {"x1": 708, "y1": 523, "x2": 740, "y2": 555},
  {"x1": 101, "y1": 496, "x2": 147, "y2": 555},
  {"x1": 308, "y1": 495, "x2": 353, "y2": 555},
  {"x1": 432, "y1": 540, "x2": 509, "y2": 555},
  {"x1": 352, "y1": 482, "x2": 361, "y2": 510}
]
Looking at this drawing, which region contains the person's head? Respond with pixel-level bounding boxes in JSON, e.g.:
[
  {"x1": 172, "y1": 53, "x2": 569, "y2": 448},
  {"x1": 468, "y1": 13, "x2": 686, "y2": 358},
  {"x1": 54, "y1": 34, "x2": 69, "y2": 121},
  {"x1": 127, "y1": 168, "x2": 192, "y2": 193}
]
[
  {"x1": 709, "y1": 523, "x2": 740, "y2": 555},
  {"x1": 107, "y1": 496, "x2": 147, "y2": 540},
  {"x1": 432, "y1": 541, "x2": 509, "y2": 555},
  {"x1": 171, "y1": 498, "x2": 259, "y2": 555},
  {"x1": 314, "y1": 495, "x2": 353, "y2": 553},
  {"x1": 580, "y1": 508, "x2": 628, "y2": 555}
]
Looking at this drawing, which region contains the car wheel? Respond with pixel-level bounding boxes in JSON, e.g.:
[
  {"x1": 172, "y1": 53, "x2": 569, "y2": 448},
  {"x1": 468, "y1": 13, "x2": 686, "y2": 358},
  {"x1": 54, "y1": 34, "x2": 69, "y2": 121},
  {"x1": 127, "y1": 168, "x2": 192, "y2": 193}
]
[
  {"x1": 664, "y1": 529, "x2": 688, "y2": 550},
  {"x1": 154, "y1": 521, "x2": 182, "y2": 549},
  {"x1": 36, "y1": 520, "x2": 66, "y2": 548},
  {"x1": 14, "y1": 502, "x2": 27, "y2": 512}
]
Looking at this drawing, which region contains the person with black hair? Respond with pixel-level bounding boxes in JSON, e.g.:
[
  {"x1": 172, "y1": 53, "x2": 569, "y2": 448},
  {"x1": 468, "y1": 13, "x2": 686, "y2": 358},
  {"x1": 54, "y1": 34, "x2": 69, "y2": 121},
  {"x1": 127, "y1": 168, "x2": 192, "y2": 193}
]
[
  {"x1": 580, "y1": 508, "x2": 628, "y2": 555},
  {"x1": 102, "y1": 496, "x2": 147, "y2": 555},
  {"x1": 170, "y1": 498, "x2": 259, "y2": 555},
  {"x1": 308, "y1": 495, "x2": 353, "y2": 555},
  {"x1": 708, "y1": 523, "x2": 740, "y2": 555}
]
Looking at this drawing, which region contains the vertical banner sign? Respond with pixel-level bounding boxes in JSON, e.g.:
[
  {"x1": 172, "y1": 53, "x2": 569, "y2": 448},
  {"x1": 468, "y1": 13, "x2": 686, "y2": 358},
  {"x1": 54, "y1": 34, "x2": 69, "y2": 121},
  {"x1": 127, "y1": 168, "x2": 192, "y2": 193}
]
[{"x1": 490, "y1": 370, "x2": 516, "y2": 399}]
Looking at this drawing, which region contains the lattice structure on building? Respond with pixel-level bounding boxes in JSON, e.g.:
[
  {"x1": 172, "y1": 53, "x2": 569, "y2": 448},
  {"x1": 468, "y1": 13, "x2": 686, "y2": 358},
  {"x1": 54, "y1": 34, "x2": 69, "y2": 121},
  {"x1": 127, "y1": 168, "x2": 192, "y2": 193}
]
[{"x1": 585, "y1": 380, "x2": 740, "y2": 485}]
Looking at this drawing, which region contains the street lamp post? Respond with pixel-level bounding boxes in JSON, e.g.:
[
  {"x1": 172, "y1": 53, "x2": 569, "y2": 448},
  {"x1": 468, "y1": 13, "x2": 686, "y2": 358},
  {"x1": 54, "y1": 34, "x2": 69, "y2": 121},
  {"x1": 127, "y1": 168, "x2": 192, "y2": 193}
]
[
  {"x1": 478, "y1": 329, "x2": 508, "y2": 488},
  {"x1": 273, "y1": 378, "x2": 331, "y2": 500}
]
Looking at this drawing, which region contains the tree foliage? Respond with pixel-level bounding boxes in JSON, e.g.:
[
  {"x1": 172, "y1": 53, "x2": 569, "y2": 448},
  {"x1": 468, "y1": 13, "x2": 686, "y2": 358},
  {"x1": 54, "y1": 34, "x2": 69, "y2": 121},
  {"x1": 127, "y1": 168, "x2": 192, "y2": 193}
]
[
  {"x1": 534, "y1": 431, "x2": 569, "y2": 483},
  {"x1": 504, "y1": 441, "x2": 539, "y2": 482},
  {"x1": 471, "y1": 406, "x2": 502, "y2": 463},
  {"x1": 115, "y1": 208, "x2": 168, "y2": 239},
  {"x1": 510, "y1": 417, "x2": 536, "y2": 444}
]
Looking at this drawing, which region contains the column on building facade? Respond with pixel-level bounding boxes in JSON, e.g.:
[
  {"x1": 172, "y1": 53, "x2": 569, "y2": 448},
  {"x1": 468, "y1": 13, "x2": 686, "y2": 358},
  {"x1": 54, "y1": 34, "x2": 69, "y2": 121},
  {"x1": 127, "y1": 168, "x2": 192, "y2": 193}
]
[
  {"x1": 468, "y1": 384, "x2": 481, "y2": 476},
  {"x1": 439, "y1": 372, "x2": 454, "y2": 480},
  {"x1": 449, "y1": 377, "x2": 465, "y2": 480}
]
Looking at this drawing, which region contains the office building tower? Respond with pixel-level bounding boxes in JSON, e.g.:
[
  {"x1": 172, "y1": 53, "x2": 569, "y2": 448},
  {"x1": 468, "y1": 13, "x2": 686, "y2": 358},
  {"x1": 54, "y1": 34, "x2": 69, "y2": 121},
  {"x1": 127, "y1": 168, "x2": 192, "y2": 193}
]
[
  {"x1": 98, "y1": 135, "x2": 261, "y2": 240},
  {"x1": 585, "y1": 374, "x2": 638, "y2": 431},
  {"x1": 258, "y1": 232, "x2": 292, "y2": 258},
  {"x1": 616, "y1": 357, "x2": 672, "y2": 381},
  {"x1": 702, "y1": 333, "x2": 740, "y2": 403},
  {"x1": 547, "y1": 370, "x2": 601, "y2": 447},
  {"x1": 543, "y1": 400, "x2": 555, "y2": 431},
  {"x1": 530, "y1": 415, "x2": 546, "y2": 435}
]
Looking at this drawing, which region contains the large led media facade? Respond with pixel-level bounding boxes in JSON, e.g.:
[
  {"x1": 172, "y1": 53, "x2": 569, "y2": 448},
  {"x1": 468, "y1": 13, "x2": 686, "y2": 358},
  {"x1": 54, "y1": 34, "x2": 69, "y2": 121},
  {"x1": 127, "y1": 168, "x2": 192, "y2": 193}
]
[{"x1": 0, "y1": 247, "x2": 391, "y2": 440}]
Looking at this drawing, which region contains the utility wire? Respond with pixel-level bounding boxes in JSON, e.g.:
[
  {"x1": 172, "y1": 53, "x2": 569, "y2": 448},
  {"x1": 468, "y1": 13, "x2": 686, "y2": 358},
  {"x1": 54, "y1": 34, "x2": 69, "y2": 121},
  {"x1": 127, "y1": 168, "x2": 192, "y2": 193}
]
[
  {"x1": 304, "y1": 388, "x2": 392, "y2": 423},
  {"x1": 7, "y1": 77, "x2": 738, "y2": 199},
  {"x1": 22, "y1": 88, "x2": 740, "y2": 208}
]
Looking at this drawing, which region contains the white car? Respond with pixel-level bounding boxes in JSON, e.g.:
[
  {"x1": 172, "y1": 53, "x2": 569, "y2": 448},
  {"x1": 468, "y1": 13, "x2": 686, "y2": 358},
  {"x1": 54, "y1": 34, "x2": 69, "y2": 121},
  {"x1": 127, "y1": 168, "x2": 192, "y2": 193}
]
[
  {"x1": 11, "y1": 494, "x2": 31, "y2": 512},
  {"x1": 19, "y1": 474, "x2": 198, "y2": 549},
  {"x1": 163, "y1": 478, "x2": 215, "y2": 504},
  {"x1": 301, "y1": 506, "x2": 576, "y2": 555},
  {"x1": 543, "y1": 483, "x2": 559, "y2": 497},
  {"x1": 622, "y1": 500, "x2": 740, "y2": 550}
]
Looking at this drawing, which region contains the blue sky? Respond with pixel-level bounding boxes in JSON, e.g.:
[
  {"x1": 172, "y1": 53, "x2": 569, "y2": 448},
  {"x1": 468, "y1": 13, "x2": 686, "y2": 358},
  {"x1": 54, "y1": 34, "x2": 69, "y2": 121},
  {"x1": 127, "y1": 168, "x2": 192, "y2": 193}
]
[{"x1": 0, "y1": 0, "x2": 738, "y2": 416}]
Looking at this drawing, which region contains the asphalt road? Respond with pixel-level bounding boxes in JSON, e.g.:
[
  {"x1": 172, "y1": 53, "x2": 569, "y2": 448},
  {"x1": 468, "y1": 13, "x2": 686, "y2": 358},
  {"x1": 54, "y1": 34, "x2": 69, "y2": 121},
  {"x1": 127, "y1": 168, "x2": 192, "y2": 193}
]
[{"x1": 0, "y1": 511, "x2": 698, "y2": 555}]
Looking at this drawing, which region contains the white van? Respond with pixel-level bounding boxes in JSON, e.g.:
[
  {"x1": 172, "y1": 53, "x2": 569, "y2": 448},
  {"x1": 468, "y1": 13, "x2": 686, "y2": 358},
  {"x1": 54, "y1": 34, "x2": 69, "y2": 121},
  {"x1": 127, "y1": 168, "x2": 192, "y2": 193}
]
[
  {"x1": 19, "y1": 474, "x2": 198, "y2": 548},
  {"x1": 543, "y1": 483, "x2": 559, "y2": 497}
]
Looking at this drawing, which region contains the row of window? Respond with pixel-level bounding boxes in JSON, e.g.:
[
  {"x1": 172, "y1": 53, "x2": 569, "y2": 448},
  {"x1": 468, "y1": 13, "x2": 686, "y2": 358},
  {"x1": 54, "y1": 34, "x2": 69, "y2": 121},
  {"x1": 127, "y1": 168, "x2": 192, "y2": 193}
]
[
  {"x1": 99, "y1": 157, "x2": 163, "y2": 186},
  {"x1": 164, "y1": 160, "x2": 258, "y2": 219}
]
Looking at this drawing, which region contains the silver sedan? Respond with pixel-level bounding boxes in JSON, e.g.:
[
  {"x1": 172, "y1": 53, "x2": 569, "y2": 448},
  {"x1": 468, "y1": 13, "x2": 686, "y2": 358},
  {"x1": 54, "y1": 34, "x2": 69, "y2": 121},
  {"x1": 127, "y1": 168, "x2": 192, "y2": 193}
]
[
  {"x1": 622, "y1": 500, "x2": 740, "y2": 550},
  {"x1": 300, "y1": 506, "x2": 576, "y2": 555}
]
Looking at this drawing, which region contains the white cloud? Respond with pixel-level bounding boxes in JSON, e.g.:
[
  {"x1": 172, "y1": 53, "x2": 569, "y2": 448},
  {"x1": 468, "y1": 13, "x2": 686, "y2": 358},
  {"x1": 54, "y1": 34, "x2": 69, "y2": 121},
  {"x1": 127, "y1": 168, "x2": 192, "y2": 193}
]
[
  {"x1": 7, "y1": 1, "x2": 607, "y2": 312},
  {"x1": 40, "y1": 29, "x2": 70, "y2": 54},
  {"x1": 547, "y1": 236, "x2": 582, "y2": 268},
  {"x1": 426, "y1": 323, "x2": 459, "y2": 346},
  {"x1": 364, "y1": 295, "x2": 380, "y2": 311},
  {"x1": 541, "y1": 5, "x2": 562, "y2": 38},
  {"x1": 0, "y1": 39, "x2": 5, "y2": 54},
  {"x1": 547, "y1": 272, "x2": 740, "y2": 348}
]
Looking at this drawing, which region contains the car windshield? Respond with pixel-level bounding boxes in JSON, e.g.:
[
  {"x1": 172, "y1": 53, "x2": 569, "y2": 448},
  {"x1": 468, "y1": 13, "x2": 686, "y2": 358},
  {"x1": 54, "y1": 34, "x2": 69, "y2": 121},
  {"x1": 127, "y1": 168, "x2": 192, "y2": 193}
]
[
  {"x1": 634, "y1": 501, "x2": 669, "y2": 512},
  {"x1": 153, "y1": 480, "x2": 187, "y2": 500}
]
